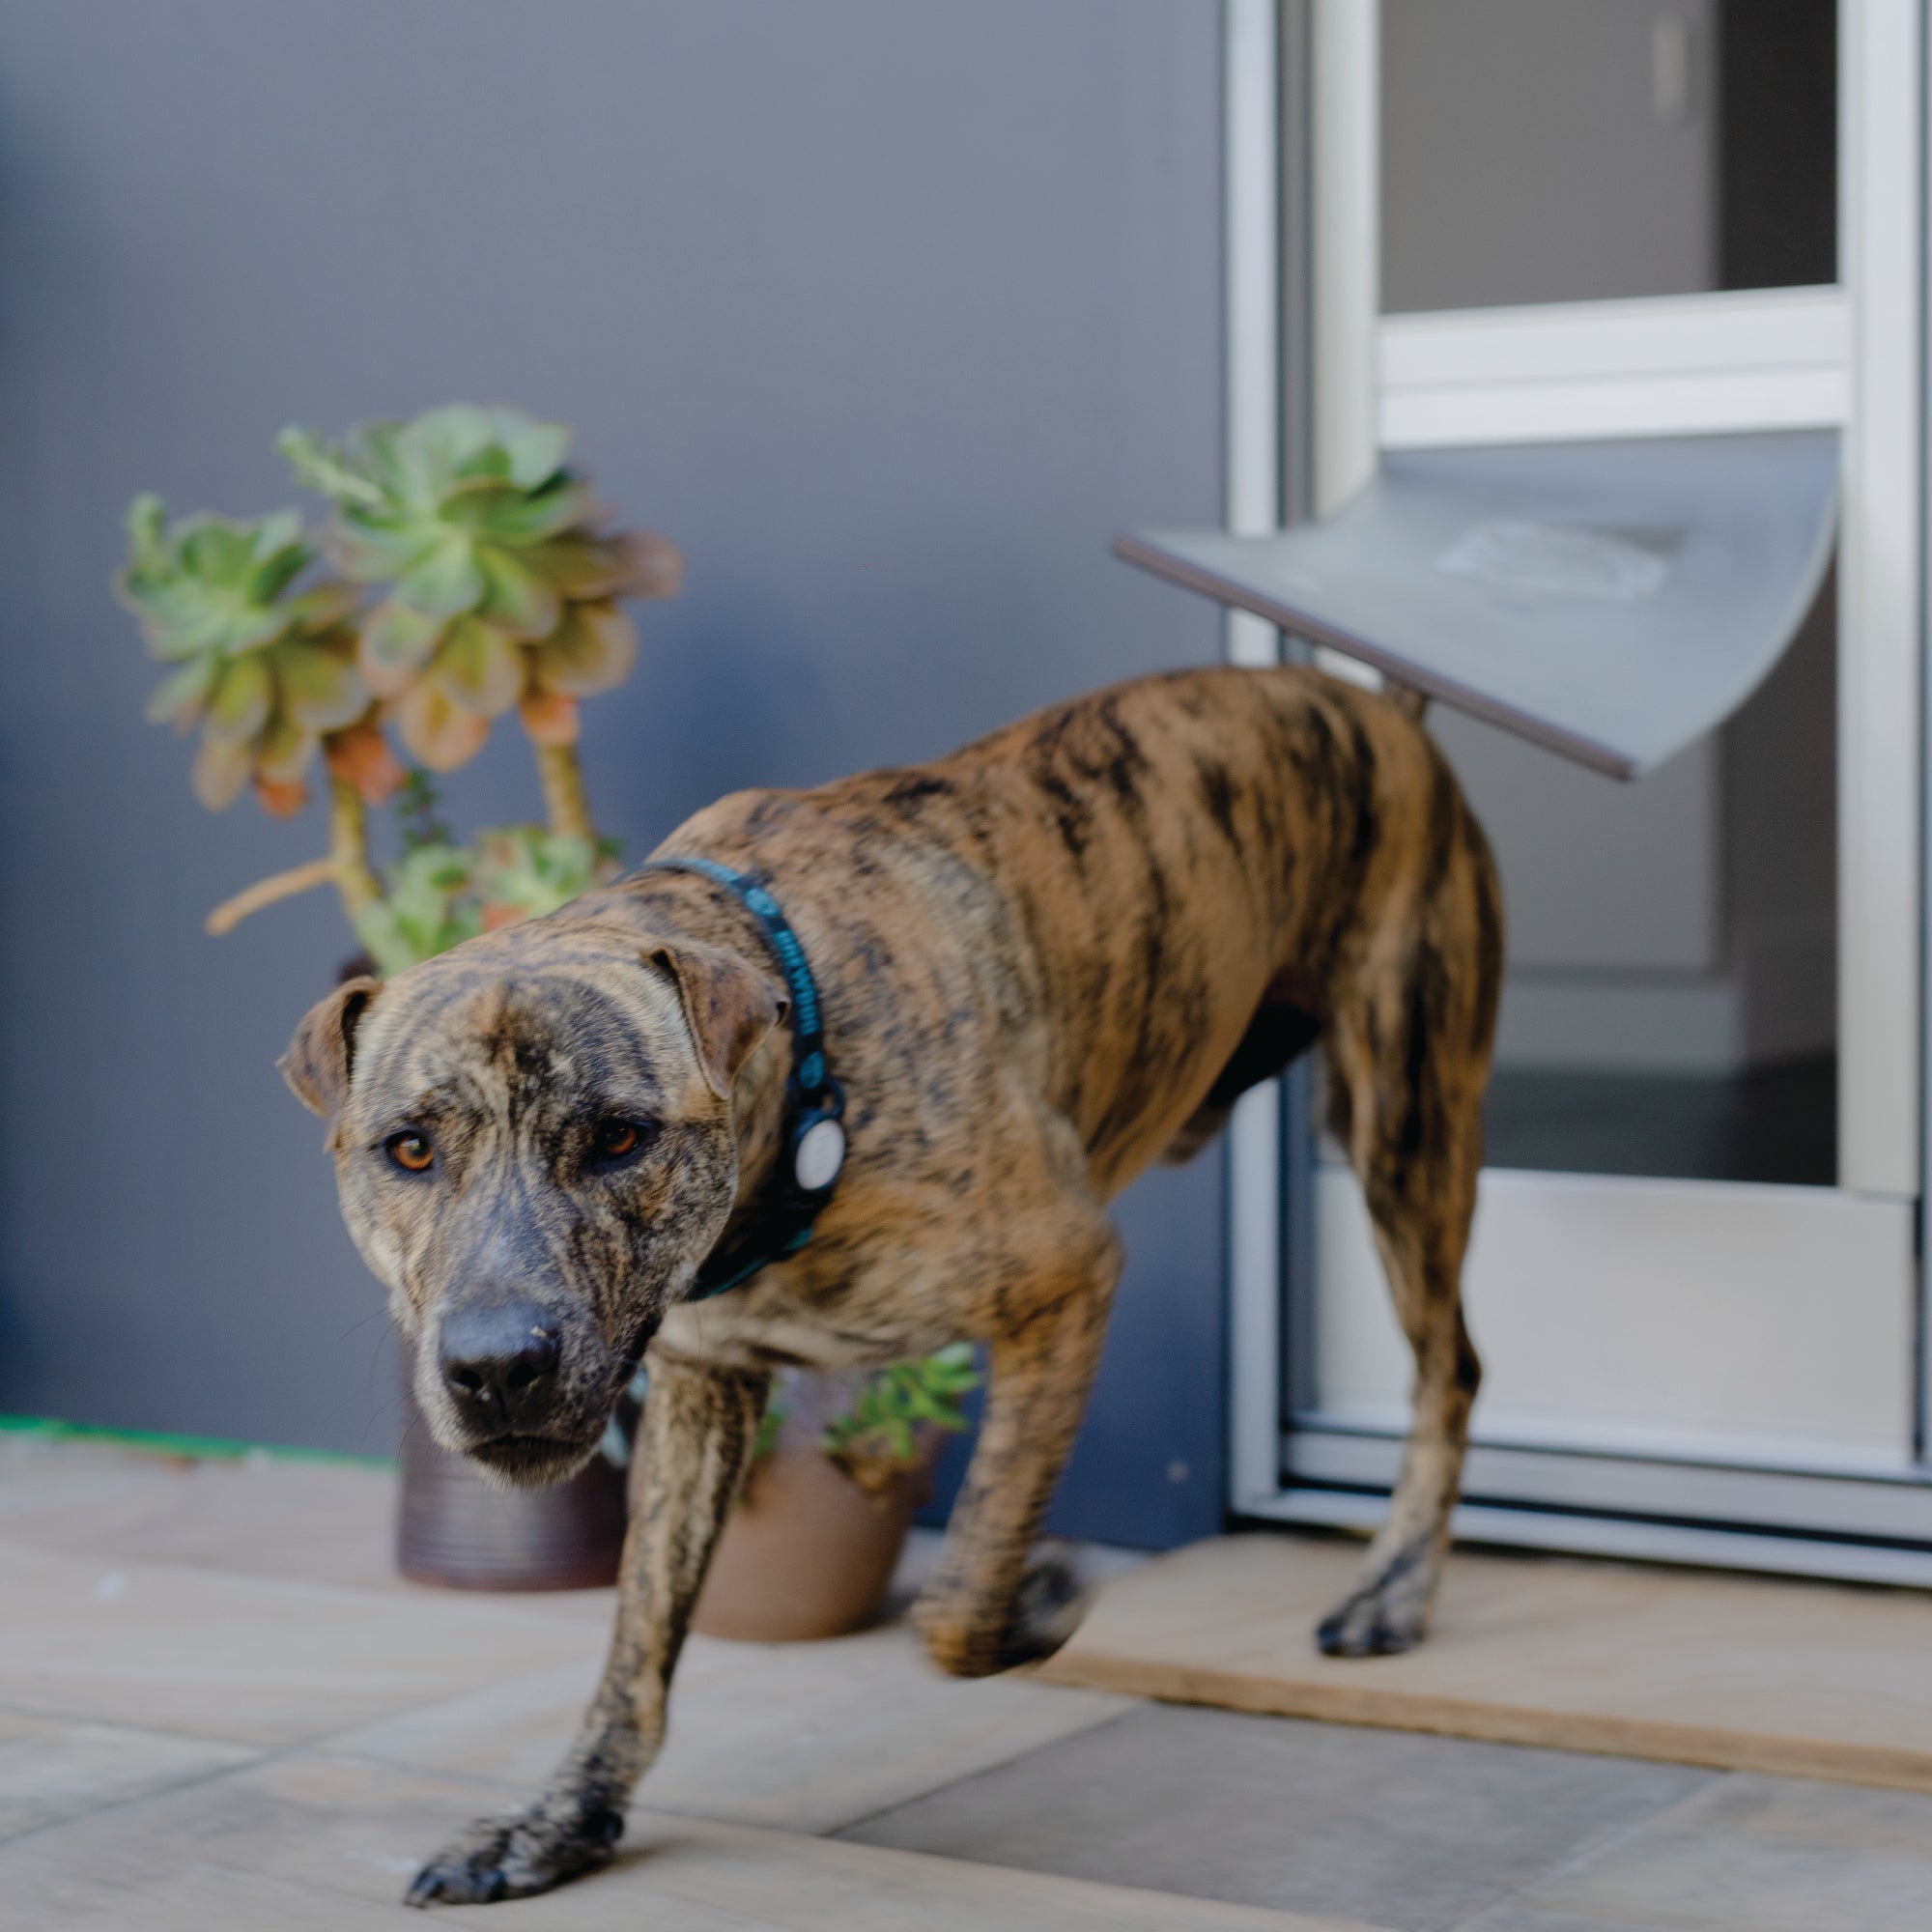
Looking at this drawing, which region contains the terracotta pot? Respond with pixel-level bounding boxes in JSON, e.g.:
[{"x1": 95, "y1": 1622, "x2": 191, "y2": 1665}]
[
  {"x1": 691, "y1": 1369, "x2": 933, "y2": 1642},
  {"x1": 394, "y1": 1353, "x2": 629, "y2": 1592}
]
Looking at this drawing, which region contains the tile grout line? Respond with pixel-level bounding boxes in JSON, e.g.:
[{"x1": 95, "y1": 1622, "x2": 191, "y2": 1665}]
[
  {"x1": 0, "y1": 1698, "x2": 261, "y2": 1753},
  {"x1": 0, "y1": 1685, "x2": 570, "y2": 1761},
  {"x1": 1438, "y1": 1766, "x2": 1735, "y2": 1931},
  {"x1": 0, "y1": 1747, "x2": 286, "y2": 1852},
  {"x1": 300, "y1": 1743, "x2": 532, "y2": 1796},
  {"x1": 818, "y1": 1703, "x2": 1142, "y2": 1842},
  {"x1": 0, "y1": 1532, "x2": 618, "y2": 1628}
]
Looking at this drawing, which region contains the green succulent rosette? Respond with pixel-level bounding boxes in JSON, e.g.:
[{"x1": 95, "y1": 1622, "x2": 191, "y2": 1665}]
[
  {"x1": 277, "y1": 406, "x2": 679, "y2": 772},
  {"x1": 118, "y1": 495, "x2": 369, "y2": 814},
  {"x1": 352, "y1": 821, "x2": 610, "y2": 977}
]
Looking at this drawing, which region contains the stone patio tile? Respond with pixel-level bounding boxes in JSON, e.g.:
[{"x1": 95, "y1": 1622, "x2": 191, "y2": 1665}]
[
  {"x1": 0, "y1": 1437, "x2": 201, "y2": 1542},
  {"x1": 0, "y1": 1437, "x2": 932, "y2": 1628},
  {"x1": 328, "y1": 1618, "x2": 1133, "y2": 1832},
  {"x1": 1463, "y1": 1774, "x2": 1932, "y2": 1932},
  {"x1": 0, "y1": 1750, "x2": 1366, "y2": 1930},
  {"x1": 0, "y1": 1435, "x2": 635, "y2": 1615},
  {"x1": 0, "y1": 1540, "x2": 604, "y2": 1747},
  {"x1": 841, "y1": 1701, "x2": 1713, "y2": 1932},
  {"x1": 0, "y1": 1443, "x2": 405, "y2": 1596},
  {"x1": 0, "y1": 1711, "x2": 260, "y2": 1840}
]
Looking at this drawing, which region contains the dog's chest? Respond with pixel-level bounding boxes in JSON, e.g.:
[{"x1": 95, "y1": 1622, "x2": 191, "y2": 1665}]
[{"x1": 657, "y1": 1254, "x2": 964, "y2": 1373}]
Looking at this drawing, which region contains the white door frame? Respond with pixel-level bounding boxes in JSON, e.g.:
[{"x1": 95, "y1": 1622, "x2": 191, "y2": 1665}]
[
  {"x1": 1224, "y1": 0, "x2": 1932, "y2": 1581},
  {"x1": 1222, "y1": 0, "x2": 1288, "y2": 1512}
]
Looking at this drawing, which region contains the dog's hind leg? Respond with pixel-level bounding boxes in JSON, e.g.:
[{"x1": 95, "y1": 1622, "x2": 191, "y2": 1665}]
[
  {"x1": 405, "y1": 1347, "x2": 768, "y2": 1907},
  {"x1": 914, "y1": 1216, "x2": 1122, "y2": 1679},
  {"x1": 1315, "y1": 813, "x2": 1501, "y2": 1658}
]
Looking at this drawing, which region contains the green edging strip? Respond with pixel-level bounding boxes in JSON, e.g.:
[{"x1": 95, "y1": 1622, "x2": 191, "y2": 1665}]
[{"x1": 0, "y1": 1413, "x2": 392, "y2": 1469}]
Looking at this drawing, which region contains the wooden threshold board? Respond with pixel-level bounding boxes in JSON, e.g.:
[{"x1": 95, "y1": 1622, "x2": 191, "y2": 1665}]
[{"x1": 1034, "y1": 1532, "x2": 1932, "y2": 1792}]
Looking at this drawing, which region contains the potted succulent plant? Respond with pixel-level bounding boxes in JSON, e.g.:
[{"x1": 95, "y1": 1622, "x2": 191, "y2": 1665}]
[
  {"x1": 120, "y1": 403, "x2": 986, "y2": 1622},
  {"x1": 690, "y1": 1345, "x2": 980, "y2": 1641},
  {"x1": 119, "y1": 404, "x2": 678, "y2": 1589}
]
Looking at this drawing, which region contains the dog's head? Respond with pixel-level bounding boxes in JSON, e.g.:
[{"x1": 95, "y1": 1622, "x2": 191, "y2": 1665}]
[{"x1": 280, "y1": 913, "x2": 786, "y2": 1486}]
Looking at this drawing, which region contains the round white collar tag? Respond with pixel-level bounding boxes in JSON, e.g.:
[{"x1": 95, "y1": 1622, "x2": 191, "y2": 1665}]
[{"x1": 793, "y1": 1116, "x2": 846, "y2": 1195}]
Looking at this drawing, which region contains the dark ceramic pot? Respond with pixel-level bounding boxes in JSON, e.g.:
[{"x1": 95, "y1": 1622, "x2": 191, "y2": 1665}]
[{"x1": 395, "y1": 1356, "x2": 629, "y2": 1592}]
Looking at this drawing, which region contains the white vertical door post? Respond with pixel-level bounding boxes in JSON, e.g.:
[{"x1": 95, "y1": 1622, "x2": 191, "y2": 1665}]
[
  {"x1": 1838, "y1": 0, "x2": 1923, "y2": 1197},
  {"x1": 1223, "y1": 0, "x2": 1283, "y2": 1510},
  {"x1": 1309, "y1": 0, "x2": 1381, "y2": 696},
  {"x1": 1310, "y1": 0, "x2": 1378, "y2": 519}
]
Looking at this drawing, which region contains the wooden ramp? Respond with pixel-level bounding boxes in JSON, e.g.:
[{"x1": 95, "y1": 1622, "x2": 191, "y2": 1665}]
[{"x1": 1036, "y1": 1532, "x2": 1932, "y2": 1792}]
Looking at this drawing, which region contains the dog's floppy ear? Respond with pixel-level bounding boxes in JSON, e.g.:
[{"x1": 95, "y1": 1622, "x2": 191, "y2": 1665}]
[
  {"x1": 279, "y1": 975, "x2": 383, "y2": 1122},
  {"x1": 646, "y1": 940, "x2": 788, "y2": 1099}
]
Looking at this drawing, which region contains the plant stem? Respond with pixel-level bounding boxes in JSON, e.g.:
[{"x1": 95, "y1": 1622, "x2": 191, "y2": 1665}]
[
  {"x1": 204, "y1": 856, "x2": 340, "y2": 937},
  {"x1": 328, "y1": 778, "x2": 383, "y2": 929},
  {"x1": 536, "y1": 742, "x2": 594, "y2": 842}
]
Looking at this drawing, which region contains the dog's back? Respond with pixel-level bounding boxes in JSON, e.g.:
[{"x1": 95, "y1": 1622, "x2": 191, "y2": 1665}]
[{"x1": 660, "y1": 665, "x2": 1499, "y2": 1202}]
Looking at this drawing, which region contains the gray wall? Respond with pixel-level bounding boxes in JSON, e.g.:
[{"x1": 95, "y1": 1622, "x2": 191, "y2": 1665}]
[{"x1": 0, "y1": 1, "x2": 1228, "y2": 1546}]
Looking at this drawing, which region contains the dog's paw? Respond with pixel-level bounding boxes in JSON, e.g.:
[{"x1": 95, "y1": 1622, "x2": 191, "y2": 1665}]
[
  {"x1": 1007, "y1": 1542, "x2": 1091, "y2": 1665},
  {"x1": 1315, "y1": 1535, "x2": 1437, "y2": 1659},
  {"x1": 1315, "y1": 1587, "x2": 1425, "y2": 1658},
  {"x1": 915, "y1": 1542, "x2": 1093, "y2": 1678},
  {"x1": 404, "y1": 1803, "x2": 622, "y2": 1908}
]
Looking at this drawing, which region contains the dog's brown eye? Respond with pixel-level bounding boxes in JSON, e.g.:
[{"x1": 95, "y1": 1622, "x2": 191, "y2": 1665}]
[
  {"x1": 590, "y1": 1119, "x2": 645, "y2": 1163},
  {"x1": 587, "y1": 1121, "x2": 657, "y2": 1159},
  {"x1": 385, "y1": 1131, "x2": 434, "y2": 1174}
]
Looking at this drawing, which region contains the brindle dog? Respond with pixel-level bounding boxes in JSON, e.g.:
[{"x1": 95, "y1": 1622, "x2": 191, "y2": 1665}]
[{"x1": 283, "y1": 664, "x2": 1501, "y2": 1906}]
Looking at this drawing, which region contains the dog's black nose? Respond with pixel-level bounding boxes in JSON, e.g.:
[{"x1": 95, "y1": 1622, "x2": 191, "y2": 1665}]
[{"x1": 437, "y1": 1300, "x2": 561, "y2": 1419}]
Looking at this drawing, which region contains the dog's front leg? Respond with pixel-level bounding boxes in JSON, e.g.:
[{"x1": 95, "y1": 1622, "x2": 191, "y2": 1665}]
[
  {"x1": 914, "y1": 1229, "x2": 1120, "y2": 1679},
  {"x1": 406, "y1": 1346, "x2": 768, "y2": 1908}
]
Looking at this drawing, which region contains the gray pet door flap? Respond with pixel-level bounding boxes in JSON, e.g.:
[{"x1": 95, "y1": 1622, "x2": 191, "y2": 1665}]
[{"x1": 1116, "y1": 430, "x2": 1839, "y2": 779}]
